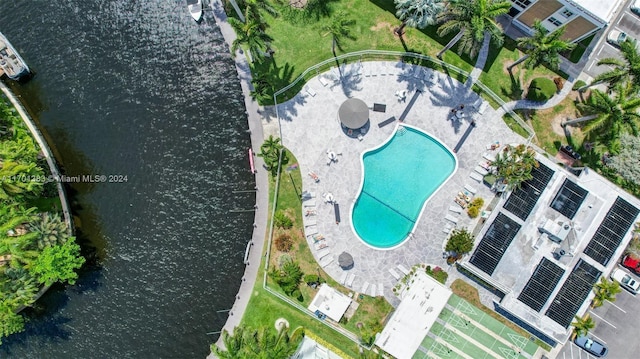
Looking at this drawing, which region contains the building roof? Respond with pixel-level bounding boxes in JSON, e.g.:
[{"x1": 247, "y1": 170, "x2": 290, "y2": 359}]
[
  {"x1": 375, "y1": 272, "x2": 451, "y2": 359},
  {"x1": 293, "y1": 336, "x2": 343, "y2": 359},
  {"x1": 307, "y1": 284, "x2": 352, "y2": 322},
  {"x1": 572, "y1": 0, "x2": 620, "y2": 23},
  {"x1": 461, "y1": 154, "x2": 640, "y2": 344}
]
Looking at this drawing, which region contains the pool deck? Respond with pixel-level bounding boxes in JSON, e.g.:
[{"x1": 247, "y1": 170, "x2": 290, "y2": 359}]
[{"x1": 269, "y1": 61, "x2": 522, "y2": 306}]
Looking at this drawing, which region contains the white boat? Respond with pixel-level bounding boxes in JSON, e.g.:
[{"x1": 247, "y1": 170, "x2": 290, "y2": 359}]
[
  {"x1": 187, "y1": 0, "x2": 203, "y2": 22},
  {"x1": 0, "y1": 31, "x2": 30, "y2": 80}
]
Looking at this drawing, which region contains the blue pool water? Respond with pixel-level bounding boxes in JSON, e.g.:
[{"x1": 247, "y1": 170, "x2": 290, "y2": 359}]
[{"x1": 352, "y1": 125, "x2": 457, "y2": 249}]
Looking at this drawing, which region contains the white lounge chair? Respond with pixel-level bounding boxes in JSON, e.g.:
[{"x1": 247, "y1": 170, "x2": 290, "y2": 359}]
[
  {"x1": 318, "y1": 76, "x2": 329, "y2": 87},
  {"x1": 443, "y1": 224, "x2": 452, "y2": 234},
  {"x1": 304, "y1": 219, "x2": 317, "y2": 227},
  {"x1": 340, "y1": 271, "x2": 348, "y2": 285},
  {"x1": 474, "y1": 166, "x2": 489, "y2": 175},
  {"x1": 369, "y1": 284, "x2": 377, "y2": 297},
  {"x1": 362, "y1": 281, "x2": 370, "y2": 294},
  {"x1": 464, "y1": 184, "x2": 477, "y2": 195},
  {"x1": 449, "y1": 205, "x2": 463, "y2": 214},
  {"x1": 470, "y1": 172, "x2": 484, "y2": 182},
  {"x1": 303, "y1": 199, "x2": 316, "y2": 207},
  {"x1": 482, "y1": 152, "x2": 496, "y2": 162},
  {"x1": 388, "y1": 268, "x2": 401, "y2": 280},
  {"x1": 304, "y1": 85, "x2": 316, "y2": 97},
  {"x1": 445, "y1": 214, "x2": 459, "y2": 224},
  {"x1": 346, "y1": 273, "x2": 356, "y2": 287},
  {"x1": 320, "y1": 256, "x2": 334, "y2": 268},
  {"x1": 478, "y1": 101, "x2": 489, "y2": 115},
  {"x1": 378, "y1": 283, "x2": 384, "y2": 296},
  {"x1": 301, "y1": 191, "x2": 316, "y2": 199},
  {"x1": 472, "y1": 97, "x2": 483, "y2": 109},
  {"x1": 412, "y1": 66, "x2": 422, "y2": 79},
  {"x1": 397, "y1": 264, "x2": 410, "y2": 275},
  {"x1": 306, "y1": 227, "x2": 318, "y2": 236}
]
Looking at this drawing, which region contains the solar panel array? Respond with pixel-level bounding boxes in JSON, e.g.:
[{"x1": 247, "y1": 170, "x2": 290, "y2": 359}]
[
  {"x1": 518, "y1": 258, "x2": 565, "y2": 312},
  {"x1": 550, "y1": 179, "x2": 588, "y2": 219},
  {"x1": 469, "y1": 213, "x2": 521, "y2": 275},
  {"x1": 545, "y1": 259, "x2": 601, "y2": 328},
  {"x1": 503, "y1": 163, "x2": 554, "y2": 221},
  {"x1": 583, "y1": 197, "x2": 640, "y2": 266}
]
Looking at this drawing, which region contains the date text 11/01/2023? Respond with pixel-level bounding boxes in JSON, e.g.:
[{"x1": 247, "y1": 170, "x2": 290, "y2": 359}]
[{"x1": 2, "y1": 174, "x2": 129, "y2": 183}]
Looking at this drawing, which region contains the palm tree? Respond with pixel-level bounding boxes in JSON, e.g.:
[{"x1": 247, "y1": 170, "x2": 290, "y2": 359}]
[
  {"x1": 28, "y1": 212, "x2": 71, "y2": 249},
  {"x1": 0, "y1": 161, "x2": 45, "y2": 200},
  {"x1": 508, "y1": 20, "x2": 576, "y2": 72},
  {"x1": 228, "y1": 8, "x2": 273, "y2": 63},
  {"x1": 394, "y1": 0, "x2": 445, "y2": 36},
  {"x1": 243, "y1": 0, "x2": 279, "y2": 22},
  {"x1": 258, "y1": 135, "x2": 287, "y2": 175},
  {"x1": 572, "y1": 314, "x2": 595, "y2": 338},
  {"x1": 436, "y1": 0, "x2": 510, "y2": 59},
  {"x1": 590, "y1": 39, "x2": 640, "y2": 91},
  {"x1": 591, "y1": 277, "x2": 621, "y2": 308},
  {"x1": 211, "y1": 325, "x2": 305, "y2": 358},
  {"x1": 564, "y1": 82, "x2": 640, "y2": 148},
  {"x1": 492, "y1": 144, "x2": 539, "y2": 190}
]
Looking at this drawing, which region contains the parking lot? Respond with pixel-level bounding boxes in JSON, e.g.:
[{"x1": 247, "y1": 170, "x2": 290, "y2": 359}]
[
  {"x1": 557, "y1": 267, "x2": 640, "y2": 358},
  {"x1": 584, "y1": 1, "x2": 640, "y2": 79}
]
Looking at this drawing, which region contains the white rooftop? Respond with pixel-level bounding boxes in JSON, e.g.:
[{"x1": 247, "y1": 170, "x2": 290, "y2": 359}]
[
  {"x1": 307, "y1": 284, "x2": 352, "y2": 322},
  {"x1": 572, "y1": 0, "x2": 620, "y2": 22},
  {"x1": 293, "y1": 336, "x2": 343, "y2": 359},
  {"x1": 375, "y1": 272, "x2": 451, "y2": 359}
]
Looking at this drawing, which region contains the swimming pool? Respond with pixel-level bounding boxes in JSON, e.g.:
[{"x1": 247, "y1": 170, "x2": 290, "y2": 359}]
[{"x1": 351, "y1": 124, "x2": 457, "y2": 249}]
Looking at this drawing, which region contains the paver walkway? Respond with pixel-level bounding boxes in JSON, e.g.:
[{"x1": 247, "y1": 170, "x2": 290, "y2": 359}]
[
  {"x1": 274, "y1": 60, "x2": 522, "y2": 307},
  {"x1": 208, "y1": 0, "x2": 270, "y2": 352}
]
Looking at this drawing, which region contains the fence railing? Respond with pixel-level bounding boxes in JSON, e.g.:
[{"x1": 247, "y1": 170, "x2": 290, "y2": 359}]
[
  {"x1": 265, "y1": 50, "x2": 539, "y2": 353},
  {"x1": 273, "y1": 50, "x2": 535, "y2": 143}
]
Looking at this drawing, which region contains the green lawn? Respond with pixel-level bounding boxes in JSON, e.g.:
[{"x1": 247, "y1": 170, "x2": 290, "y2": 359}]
[{"x1": 239, "y1": 149, "x2": 392, "y2": 358}]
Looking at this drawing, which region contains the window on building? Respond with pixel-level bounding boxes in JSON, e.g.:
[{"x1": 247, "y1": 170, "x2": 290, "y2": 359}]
[
  {"x1": 561, "y1": 8, "x2": 574, "y2": 18},
  {"x1": 513, "y1": 0, "x2": 532, "y2": 9},
  {"x1": 547, "y1": 17, "x2": 563, "y2": 27}
]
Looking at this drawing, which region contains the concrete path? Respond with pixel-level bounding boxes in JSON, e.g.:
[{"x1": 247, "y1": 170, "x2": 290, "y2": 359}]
[
  {"x1": 466, "y1": 32, "x2": 492, "y2": 87},
  {"x1": 208, "y1": 0, "x2": 270, "y2": 353},
  {"x1": 497, "y1": 76, "x2": 576, "y2": 116}
]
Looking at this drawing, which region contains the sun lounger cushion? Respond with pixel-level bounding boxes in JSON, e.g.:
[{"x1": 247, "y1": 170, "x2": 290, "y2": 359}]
[
  {"x1": 346, "y1": 273, "x2": 356, "y2": 287},
  {"x1": 464, "y1": 184, "x2": 477, "y2": 194},
  {"x1": 445, "y1": 214, "x2": 459, "y2": 224},
  {"x1": 397, "y1": 264, "x2": 410, "y2": 275},
  {"x1": 389, "y1": 268, "x2": 401, "y2": 280},
  {"x1": 449, "y1": 205, "x2": 463, "y2": 213},
  {"x1": 474, "y1": 166, "x2": 489, "y2": 175},
  {"x1": 470, "y1": 172, "x2": 484, "y2": 182}
]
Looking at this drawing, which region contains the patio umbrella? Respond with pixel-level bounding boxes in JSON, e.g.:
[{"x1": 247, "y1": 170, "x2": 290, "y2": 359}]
[
  {"x1": 338, "y1": 252, "x2": 354, "y2": 270},
  {"x1": 338, "y1": 98, "x2": 369, "y2": 129}
]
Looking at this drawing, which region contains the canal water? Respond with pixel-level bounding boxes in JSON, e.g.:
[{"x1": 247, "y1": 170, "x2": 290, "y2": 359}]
[{"x1": 0, "y1": 1, "x2": 254, "y2": 357}]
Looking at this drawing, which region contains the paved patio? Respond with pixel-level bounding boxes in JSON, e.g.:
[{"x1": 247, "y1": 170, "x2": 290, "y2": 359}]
[{"x1": 269, "y1": 61, "x2": 522, "y2": 306}]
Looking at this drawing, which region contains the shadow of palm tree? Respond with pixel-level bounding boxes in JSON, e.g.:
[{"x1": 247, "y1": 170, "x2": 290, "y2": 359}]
[
  {"x1": 502, "y1": 72, "x2": 523, "y2": 100},
  {"x1": 337, "y1": 61, "x2": 363, "y2": 97}
]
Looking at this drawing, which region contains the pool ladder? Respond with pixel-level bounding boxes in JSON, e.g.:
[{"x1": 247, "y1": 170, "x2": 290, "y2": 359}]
[{"x1": 397, "y1": 126, "x2": 407, "y2": 136}]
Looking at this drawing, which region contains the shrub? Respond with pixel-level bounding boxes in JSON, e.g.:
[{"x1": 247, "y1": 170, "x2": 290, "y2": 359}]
[
  {"x1": 467, "y1": 197, "x2": 484, "y2": 218},
  {"x1": 269, "y1": 261, "x2": 304, "y2": 296},
  {"x1": 553, "y1": 77, "x2": 564, "y2": 92},
  {"x1": 304, "y1": 274, "x2": 319, "y2": 284},
  {"x1": 277, "y1": 253, "x2": 292, "y2": 268},
  {"x1": 275, "y1": 233, "x2": 293, "y2": 252},
  {"x1": 426, "y1": 266, "x2": 448, "y2": 284},
  {"x1": 572, "y1": 80, "x2": 587, "y2": 91},
  {"x1": 274, "y1": 211, "x2": 293, "y2": 229},
  {"x1": 526, "y1": 77, "x2": 556, "y2": 102},
  {"x1": 445, "y1": 228, "x2": 475, "y2": 258}
]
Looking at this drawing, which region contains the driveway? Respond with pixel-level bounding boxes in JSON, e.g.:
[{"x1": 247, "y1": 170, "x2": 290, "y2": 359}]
[
  {"x1": 583, "y1": 0, "x2": 640, "y2": 80},
  {"x1": 556, "y1": 267, "x2": 640, "y2": 358}
]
